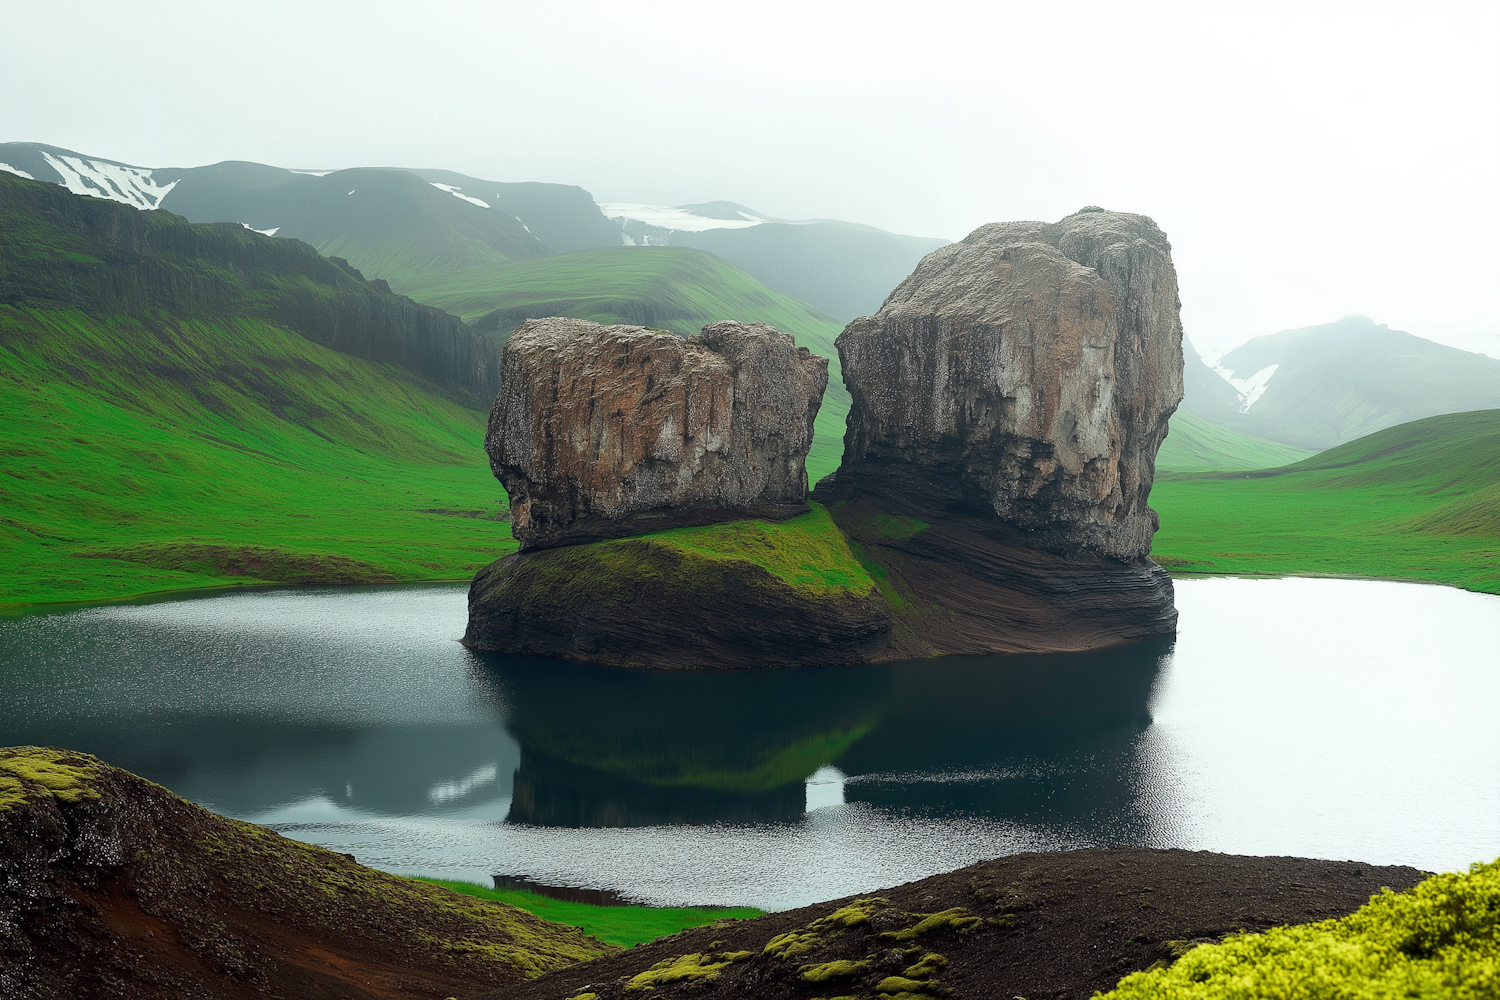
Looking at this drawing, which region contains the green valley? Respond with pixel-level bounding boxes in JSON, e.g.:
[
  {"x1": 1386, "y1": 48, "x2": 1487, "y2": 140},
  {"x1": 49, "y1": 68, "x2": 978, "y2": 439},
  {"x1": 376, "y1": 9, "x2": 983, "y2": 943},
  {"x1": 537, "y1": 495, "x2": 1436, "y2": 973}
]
[
  {"x1": 1150, "y1": 409, "x2": 1500, "y2": 594},
  {"x1": 0, "y1": 172, "x2": 513, "y2": 609},
  {"x1": 1157, "y1": 411, "x2": 1314, "y2": 472}
]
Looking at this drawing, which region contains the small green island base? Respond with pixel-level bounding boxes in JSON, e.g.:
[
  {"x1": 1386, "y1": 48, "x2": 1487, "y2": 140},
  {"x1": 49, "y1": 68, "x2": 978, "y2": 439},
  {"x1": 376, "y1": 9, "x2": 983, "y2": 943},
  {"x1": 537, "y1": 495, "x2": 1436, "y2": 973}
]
[{"x1": 463, "y1": 503, "x2": 895, "y2": 668}]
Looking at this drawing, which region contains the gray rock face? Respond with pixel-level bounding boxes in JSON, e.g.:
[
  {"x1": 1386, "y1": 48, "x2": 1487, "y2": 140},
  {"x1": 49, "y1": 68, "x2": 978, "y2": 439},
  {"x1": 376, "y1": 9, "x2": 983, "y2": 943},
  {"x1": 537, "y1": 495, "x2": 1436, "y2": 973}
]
[
  {"x1": 814, "y1": 207, "x2": 1184, "y2": 654},
  {"x1": 830, "y1": 207, "x2": 1184, "y2": 560},
  {"x1": 488, "y1": 317, "x2": 828, "y2": 550}
]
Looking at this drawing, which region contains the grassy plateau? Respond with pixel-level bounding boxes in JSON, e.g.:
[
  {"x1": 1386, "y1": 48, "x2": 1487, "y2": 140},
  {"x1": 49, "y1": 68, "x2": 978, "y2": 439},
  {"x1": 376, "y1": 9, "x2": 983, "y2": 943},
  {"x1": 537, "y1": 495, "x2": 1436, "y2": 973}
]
[{"x1": 1150, "y1": 409, "x2": 1500, "y2": 594}]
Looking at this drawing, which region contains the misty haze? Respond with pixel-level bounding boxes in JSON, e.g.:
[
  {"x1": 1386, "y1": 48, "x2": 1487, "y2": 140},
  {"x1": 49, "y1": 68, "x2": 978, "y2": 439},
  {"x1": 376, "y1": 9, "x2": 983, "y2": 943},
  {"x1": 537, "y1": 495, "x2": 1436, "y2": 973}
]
[{"x1": 1, "y1": 3, "x2": 1496, "y2": 998}]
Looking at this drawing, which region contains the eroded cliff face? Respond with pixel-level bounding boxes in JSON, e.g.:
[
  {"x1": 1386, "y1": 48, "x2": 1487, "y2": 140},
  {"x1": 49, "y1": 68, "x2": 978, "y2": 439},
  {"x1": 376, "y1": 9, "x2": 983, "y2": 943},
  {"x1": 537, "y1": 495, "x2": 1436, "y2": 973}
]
[
  {"x1": 815, "y1": 207, "x2": 1184, "y2": 654},
  {"x1": 830, "y1": 207, "x2": 1183, "y2": 560},
  {"x1": 489, "y1": 317, "x2": 827, "y2": 550}
]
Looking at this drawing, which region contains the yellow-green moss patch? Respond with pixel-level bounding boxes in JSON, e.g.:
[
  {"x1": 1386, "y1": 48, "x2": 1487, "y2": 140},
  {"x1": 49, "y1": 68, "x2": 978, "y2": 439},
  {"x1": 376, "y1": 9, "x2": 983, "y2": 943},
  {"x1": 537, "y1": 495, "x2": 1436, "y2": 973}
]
[
  {"x1": 881, "y1": 907, "x2": 981, "y2": 940},
  {"x1": 800, "y1": 959, "x2": 870, "y2": 982},
  {"x1": 623, "y1": 952, "x2": 735, "y2": 991},
  {"x1": 0, "y1": 747, "x2": 105, "y2": 811},
  {"x1": 1101, "y1": 858, "x2": 1500, "y2": 999},
  {"x1": 765, "y1": 898, "x2": 891, "y2": 959}
]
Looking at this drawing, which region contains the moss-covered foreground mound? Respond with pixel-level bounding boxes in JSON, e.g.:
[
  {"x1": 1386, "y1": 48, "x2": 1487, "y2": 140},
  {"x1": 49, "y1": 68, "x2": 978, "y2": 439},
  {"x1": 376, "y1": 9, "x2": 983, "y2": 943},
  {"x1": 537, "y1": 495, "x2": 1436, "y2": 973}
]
[
  {"x1": 1103, "y1": 858, "x2": 1499, "y2": 999},
  {"x1": 467, "y1": 847, "x2": 1429, "y2": 1000},
  {"x1": 0, "y1": 747, "x2": 614, "y2": 1000},
  {"x1": 464, "y1": 503, "x2": 893, "y2": 667}
]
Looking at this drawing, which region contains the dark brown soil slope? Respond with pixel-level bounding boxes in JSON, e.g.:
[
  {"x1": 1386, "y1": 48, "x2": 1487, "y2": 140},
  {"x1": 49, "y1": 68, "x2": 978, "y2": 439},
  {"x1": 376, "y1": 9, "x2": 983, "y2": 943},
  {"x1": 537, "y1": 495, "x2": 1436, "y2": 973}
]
[
  {"x1": 473, "y1": 848, "x2": 1426, "y2": 1000},
  {"x1": 0, "y1": 747, "x2": 615, "y2": 1000}
]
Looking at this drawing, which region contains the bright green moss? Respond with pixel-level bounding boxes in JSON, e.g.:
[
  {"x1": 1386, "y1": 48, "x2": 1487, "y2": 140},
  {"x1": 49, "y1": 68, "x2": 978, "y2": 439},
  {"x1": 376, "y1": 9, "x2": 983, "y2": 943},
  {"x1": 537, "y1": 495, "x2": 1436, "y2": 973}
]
[
  {"x1": 1101, "y1": 859, "x2": 1500, "y2": 999},
  {"x1": 414, "y1": 879, "x2": 762, "y2": 948},
  {"x1": 644, "y1": 503, "x2": 875, "y2": 596},
  {"x1": 0, "y1": 747, "x2": 104, "y2": 811}
]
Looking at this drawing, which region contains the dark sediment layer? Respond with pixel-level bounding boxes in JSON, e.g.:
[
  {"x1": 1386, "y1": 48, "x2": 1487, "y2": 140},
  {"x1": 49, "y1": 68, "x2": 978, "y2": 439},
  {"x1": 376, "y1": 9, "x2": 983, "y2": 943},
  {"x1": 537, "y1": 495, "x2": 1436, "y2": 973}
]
[
  {"x1": 472, "y1": 847, "x2": 1427, "y2": 1000},
  {"x1": 462, "y1": 538, "x2": 891, "y2": 668},
  {"x1": 815, "y1": 474, "x2": 1177, "y2": 656}
]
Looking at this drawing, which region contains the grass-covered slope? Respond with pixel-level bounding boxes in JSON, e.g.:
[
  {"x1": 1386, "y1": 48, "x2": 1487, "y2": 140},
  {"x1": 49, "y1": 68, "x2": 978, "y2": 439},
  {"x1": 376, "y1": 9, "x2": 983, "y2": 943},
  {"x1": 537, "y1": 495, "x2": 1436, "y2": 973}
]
[
  {"x1": 1157, "y1": 411, "x2": 1314, "y2": 471},
  {"x1": 1150, "y1": 409, "x2": 1500, "y2": 594},
  {"x1": 0, "y1": 173, "x2": 515, "y2": 608},
  {"x1": 1103, "y1": 859, "x2": 1499, "y2": 1000},
  {"x1": 408, "y1": 245, "x2": 853, "y2": 482},
  {"x1": 0, "y1": 746, "x2": 614, "y2": 999},
  {"x1": 0, "y1": 170, "x2": 504, "y2": 407}
]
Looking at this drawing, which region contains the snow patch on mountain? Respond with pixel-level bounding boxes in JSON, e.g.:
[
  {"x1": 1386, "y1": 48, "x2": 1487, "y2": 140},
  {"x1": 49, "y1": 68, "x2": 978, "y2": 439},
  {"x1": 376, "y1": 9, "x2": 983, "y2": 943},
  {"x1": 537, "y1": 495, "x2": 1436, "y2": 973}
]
[
  {"x1": 289, "y1": 169, "x2": 332, "y2": 177},
  {"x1": 39, "y1": 152, "x2": 177, "y2": 210},
  {"x1": 1212, "y1": 362, "x2": 1280, "y2": 412},
  {"x1": 598, "y1": 203, "x2": 762, "y2": 233},
  {"x1": 430, "y1": 182, "x2": 490, "y2": 209},
  {"x1": 0, "y1": 162, "x2": 35, "y2": 180},
  {"x1": 240, "y1": 223, "x2": 280, "y2": 237}
]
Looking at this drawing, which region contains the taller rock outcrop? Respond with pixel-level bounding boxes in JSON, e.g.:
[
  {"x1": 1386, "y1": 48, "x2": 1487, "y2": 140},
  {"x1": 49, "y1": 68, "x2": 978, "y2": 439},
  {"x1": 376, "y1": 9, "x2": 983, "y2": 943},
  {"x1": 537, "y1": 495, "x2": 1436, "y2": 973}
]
[
  {"x1": 815, "y1": 207, "x2": 1184, "y2": 654},
  {"x1": 489, "y1": 318, "x2": 828, "y2": 550}
]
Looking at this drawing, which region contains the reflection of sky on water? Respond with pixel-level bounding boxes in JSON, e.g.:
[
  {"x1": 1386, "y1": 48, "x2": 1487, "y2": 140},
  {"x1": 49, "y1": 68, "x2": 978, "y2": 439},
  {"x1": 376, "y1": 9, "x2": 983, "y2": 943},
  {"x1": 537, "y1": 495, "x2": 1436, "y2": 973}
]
[{"x1": 1, "y1": 578, "x2": 1496, "y2": 910}]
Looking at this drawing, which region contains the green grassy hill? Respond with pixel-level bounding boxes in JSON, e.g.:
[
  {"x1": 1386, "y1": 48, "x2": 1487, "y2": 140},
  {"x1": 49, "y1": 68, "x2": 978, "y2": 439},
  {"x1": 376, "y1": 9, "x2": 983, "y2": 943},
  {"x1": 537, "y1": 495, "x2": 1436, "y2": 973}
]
[
  {"x1": 0, "y1": 174, "x2": 513, "y2": 608},
  {"x1": 1157, "y1": 411, "x2": 1314, "y2": 472},
  {"x1": 406, "y1": 246, "x2": 852, "y2": 483},
  {"x1": 1150, "y1": 409, "x2": 1500, "y2": 594}
]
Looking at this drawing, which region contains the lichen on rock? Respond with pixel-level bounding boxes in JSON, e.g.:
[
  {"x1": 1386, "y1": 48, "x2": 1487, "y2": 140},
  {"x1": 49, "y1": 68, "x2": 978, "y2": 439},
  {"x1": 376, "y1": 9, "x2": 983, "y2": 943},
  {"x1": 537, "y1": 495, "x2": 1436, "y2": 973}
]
[{"x1": 487, "y1": 317, "x2": 828, "y2": 551}]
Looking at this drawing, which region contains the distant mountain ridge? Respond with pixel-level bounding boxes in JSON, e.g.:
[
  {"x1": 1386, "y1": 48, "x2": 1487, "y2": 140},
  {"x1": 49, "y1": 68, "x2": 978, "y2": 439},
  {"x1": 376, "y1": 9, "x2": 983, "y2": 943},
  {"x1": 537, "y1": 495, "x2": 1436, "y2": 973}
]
[
  {"x1": 601, "y1": 201, "x2": 950, "y2": 321},
  {"x1": 0, "y1": 170, "x2": 502, "y2": 408},
  {"x1": 0, "y1": 142, "x2": 947, "y2": 323},
  {"x1": 1179, "y1": 316, "x2": 1500, "y2": 450}
]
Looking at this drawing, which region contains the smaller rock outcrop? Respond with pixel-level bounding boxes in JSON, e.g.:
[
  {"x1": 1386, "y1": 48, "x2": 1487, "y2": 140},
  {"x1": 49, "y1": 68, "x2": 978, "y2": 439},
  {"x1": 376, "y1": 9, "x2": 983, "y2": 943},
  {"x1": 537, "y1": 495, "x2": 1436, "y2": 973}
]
[{"x1": 488, "y1": 318, "x2": 828, "y2": 550}]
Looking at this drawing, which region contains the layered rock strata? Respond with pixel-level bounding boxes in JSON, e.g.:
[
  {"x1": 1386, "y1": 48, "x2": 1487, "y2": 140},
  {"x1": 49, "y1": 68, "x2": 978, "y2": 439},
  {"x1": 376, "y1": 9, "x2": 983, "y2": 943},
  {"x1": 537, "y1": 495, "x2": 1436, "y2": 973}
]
[
  {"x1": 488, "y1": 317, "x2": 828, "y2": 550},
  {"x1": 815, "y1": 207, "x2": 1185, "y2": 654}
]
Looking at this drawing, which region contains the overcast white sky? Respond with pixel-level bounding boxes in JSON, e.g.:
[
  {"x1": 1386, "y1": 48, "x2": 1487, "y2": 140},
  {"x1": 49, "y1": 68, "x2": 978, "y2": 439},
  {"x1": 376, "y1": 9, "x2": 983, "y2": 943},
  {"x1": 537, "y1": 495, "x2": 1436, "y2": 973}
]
[{"x1": 4, "y1": 0, "x2": 1497, "y2": 356}]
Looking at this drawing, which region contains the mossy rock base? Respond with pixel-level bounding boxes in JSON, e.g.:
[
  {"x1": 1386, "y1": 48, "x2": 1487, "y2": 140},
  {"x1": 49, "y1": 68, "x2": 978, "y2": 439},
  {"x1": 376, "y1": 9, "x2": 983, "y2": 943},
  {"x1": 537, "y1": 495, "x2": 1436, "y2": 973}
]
[{"x1": 463, "y1": 536, "x2": 893, "y2": 668}]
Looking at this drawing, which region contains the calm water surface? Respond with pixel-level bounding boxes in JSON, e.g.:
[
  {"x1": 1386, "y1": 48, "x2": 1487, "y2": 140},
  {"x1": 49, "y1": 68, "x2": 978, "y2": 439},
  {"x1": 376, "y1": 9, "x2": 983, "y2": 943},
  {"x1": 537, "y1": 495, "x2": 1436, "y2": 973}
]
[{"x1": 2, "y1": 578, "x2": 1496, "y2": 910}]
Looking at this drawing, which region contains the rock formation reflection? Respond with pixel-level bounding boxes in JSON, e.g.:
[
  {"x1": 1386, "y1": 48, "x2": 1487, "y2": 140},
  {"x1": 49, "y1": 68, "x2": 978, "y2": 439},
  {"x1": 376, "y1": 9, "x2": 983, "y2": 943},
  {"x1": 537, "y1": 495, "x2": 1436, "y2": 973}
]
[{"x1": 472, "y1": 637, "x2": 1170, "y2": 831}]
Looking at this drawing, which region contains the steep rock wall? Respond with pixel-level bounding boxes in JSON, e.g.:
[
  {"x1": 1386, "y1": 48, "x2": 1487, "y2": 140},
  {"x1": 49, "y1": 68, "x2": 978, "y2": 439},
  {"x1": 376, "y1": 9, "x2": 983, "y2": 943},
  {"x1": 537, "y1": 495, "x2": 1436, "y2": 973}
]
[
  {"x1": 489, "y1": 317, "x2": 827, "y2": 550},
  {"x1": 816, "y1": 207, "x2": 1184, "y2": 653}
]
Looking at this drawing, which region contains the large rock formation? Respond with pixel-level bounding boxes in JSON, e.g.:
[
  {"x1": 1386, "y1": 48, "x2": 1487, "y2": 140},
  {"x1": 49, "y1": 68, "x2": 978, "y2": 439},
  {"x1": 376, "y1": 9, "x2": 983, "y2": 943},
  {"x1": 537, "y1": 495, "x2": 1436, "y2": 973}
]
[
  {"x1": 466, "y1": 320, "x2": 886, "y2": 667},
  {"x1": 815, "y1": 207, "x2": 1184, "y2": 654},
  {"x1": 488, "y1": 317, "x2": 828, "y2": 550}
]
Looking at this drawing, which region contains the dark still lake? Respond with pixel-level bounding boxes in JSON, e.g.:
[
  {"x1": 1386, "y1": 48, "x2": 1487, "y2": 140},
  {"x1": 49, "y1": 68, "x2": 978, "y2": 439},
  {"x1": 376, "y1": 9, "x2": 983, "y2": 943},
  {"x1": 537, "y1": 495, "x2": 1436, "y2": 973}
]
[{"x1": 2, "y1": 578, "x2": 1496, "y2": 910}]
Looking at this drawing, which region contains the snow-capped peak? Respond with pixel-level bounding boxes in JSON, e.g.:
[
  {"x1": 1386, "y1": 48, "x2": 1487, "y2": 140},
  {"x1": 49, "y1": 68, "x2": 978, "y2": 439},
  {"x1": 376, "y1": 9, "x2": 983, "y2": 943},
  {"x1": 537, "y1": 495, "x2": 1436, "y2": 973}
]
[
  {"x1": 40, "y1": 152, "x2": 177, "y2": 211},
  {"x1": 597, "y1": 203, "x2": 763, "y2": 233}
]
